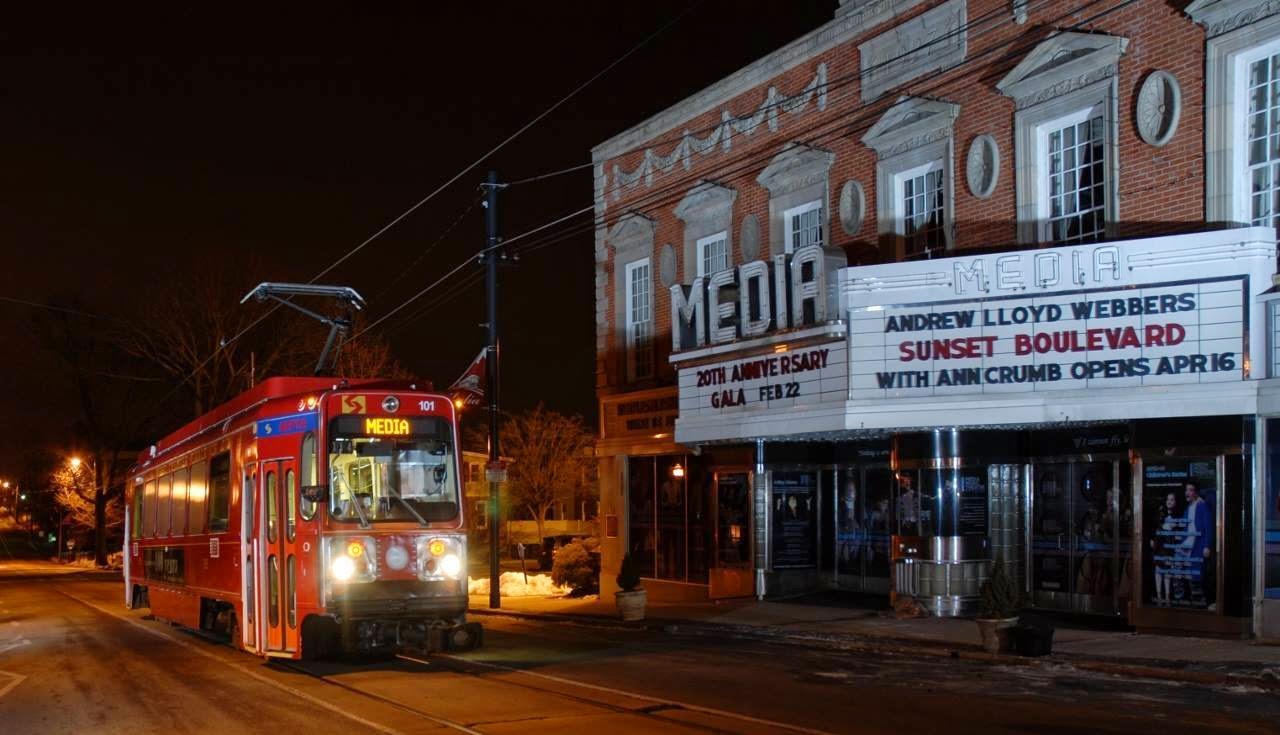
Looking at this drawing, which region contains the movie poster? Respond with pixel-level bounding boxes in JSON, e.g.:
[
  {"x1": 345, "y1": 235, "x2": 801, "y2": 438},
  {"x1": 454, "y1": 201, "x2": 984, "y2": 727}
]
[
  {"x1": 772, "y1": 471, "x2": 817, "y2": 568},
  {"x1": 1143, "y1": 459, "x2": 1216, "y2": 610}
]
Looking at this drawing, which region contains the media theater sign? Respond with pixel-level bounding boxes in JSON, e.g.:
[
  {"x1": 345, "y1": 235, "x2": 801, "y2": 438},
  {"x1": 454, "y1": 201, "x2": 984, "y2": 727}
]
[{"x1": 845, "y1": 231, "x2": 1276, "y2": 399}]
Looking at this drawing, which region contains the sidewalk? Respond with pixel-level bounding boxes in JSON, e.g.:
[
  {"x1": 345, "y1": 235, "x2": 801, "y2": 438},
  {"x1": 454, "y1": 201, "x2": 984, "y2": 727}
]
[{"x1": 469, "y1": 592, "x2": 1280, "y2": 688}]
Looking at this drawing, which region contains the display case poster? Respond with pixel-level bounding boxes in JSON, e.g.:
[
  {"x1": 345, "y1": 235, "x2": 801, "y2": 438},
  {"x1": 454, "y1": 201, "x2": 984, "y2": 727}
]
[
  {"x1": 1143, "y1": 459, "x2": 1217, "y2": 611},
  {"x1": 957, "y1": 473, "x2": 988, "y2": 537},
  {"x1": 772, "y1": 471, "x2": 818, "y2": 568}
]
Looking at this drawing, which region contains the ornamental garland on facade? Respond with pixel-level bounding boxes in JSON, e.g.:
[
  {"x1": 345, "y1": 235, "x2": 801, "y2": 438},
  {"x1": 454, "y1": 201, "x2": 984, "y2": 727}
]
[{"x1": 608, "y1": 63, "x2": 828, "y2": 201}]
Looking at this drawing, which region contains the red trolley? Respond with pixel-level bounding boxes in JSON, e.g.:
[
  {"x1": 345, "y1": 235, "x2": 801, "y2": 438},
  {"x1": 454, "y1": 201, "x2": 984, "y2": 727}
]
[{"x1": 124, "y1": 377, "x2": 480, "y2": 657}]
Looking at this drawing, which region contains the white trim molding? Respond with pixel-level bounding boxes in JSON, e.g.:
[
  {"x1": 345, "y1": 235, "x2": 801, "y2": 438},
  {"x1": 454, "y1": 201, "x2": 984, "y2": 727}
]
[
  {"x1": 862, "y1": 96, "x2": 960, "y2": 257},
  {"x1": 858, "y1": 0, "x2": 968, "y2": 102},
  {"x1": 1187, "y1": 0, "x2": 1280, "y2": 38},
  {"x1": 1200, "y1": 11, "x2": 1280, "y2": 224},
  {"x1": 757, "y1": 144, "x2": 837, "y2": 258},
  {"x1": 674, "y1": 182, "x2": 737, "y2": 283},
  {"x1": 998, "y1": 31, "x2": 1128, "y2": 244}
]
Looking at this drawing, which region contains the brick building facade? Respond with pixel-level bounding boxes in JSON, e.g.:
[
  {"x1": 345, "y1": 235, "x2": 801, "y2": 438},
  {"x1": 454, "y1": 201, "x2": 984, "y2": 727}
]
[{"x1": 592, "y1": 1, "x2": 1280, "y2": 638}]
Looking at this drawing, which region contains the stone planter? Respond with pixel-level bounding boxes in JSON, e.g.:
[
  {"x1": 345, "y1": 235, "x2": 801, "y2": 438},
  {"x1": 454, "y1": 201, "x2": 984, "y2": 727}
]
[
  {"x1": 975, "y1": 616, "x2": 1018, "y2": 654},
  {"x1": 616, "y1": 589, "x2": 647, "y2": 621}
]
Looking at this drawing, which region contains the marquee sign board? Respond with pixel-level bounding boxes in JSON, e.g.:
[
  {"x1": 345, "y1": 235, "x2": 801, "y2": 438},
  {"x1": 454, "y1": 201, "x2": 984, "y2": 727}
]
[
  {"x1": 844, "y1": 231, "x2": 1276, "y2": 400},
  {"x1": 677, "y1": 339, "x2": 848, "y2": 417}
]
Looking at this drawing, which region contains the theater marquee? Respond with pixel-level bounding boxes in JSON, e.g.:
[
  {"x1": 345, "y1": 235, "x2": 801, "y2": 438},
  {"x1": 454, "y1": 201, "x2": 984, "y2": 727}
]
[{"x1": 844, "y1": 233, "x2": 1274, "y2": 400}]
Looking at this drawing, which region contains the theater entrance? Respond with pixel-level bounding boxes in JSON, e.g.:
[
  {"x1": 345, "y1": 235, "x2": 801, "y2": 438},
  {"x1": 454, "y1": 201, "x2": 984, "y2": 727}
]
[{"x1": 1030, "y1": 459, "x2": 1132, "y2": 615}]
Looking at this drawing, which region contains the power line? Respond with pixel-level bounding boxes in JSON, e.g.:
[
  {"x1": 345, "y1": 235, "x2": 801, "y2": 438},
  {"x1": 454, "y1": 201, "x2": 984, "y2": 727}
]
[
  {"x1": 500, "y1": 0, "x2": 1129, "y2": 262},
  {"x1": 505, "y1": 162, "x2": 596, "y2": 187},
  {"x1": 0, "y1": 295, "x2": 124, "y2": 322},
  {"x1": 352, "y1": 0, "x2": 1134, "y2": 349},
  {"x1": 372, "y1": 192, "x2": 486, "y2": 304}
]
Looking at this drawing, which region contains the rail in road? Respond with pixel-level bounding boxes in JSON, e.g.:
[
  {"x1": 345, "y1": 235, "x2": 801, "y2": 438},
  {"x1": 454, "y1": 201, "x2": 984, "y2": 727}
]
[{"x1": 44, "y1": 575, "x2": 831, "y2": 735}]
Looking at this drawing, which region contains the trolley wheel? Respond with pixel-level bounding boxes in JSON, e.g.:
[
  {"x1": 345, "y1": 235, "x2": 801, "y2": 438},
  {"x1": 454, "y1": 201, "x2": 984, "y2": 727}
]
[{"x1": 444, "y1": 623, "x2": 483, "y2": 652}]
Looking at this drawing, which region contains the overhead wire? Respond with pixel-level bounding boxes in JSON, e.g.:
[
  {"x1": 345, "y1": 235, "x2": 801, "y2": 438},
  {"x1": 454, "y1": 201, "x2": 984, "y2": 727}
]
[
  {"x1": 354, "y1": 0, "x2": 1137, "y2": 344},
  {"x1": 498, "y1": 0, "x2": 1129, "y2": 263},
  {"x1": 360, "y1": 0, "x2": 1107, "y2": 340},
  {"x1": 152, "y1": 0, "x2": 706, "y2": 402}
]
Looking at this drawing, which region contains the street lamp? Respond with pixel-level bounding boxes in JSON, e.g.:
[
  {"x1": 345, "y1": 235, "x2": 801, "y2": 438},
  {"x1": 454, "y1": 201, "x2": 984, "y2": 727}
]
[{"x1": 70, "y1": 457, "x2": 82, "y2": 470}]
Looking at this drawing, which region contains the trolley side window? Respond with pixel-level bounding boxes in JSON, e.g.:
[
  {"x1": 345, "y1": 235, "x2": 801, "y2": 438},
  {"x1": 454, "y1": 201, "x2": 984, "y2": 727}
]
[
  {"x1": 300, "y1": 432, "x2": 318, "y2": 520},
  {"x1": 158, "y1": 473, "x2": 173, "y2": 537},
  {"x1": 144, "y1": 479, "x2": 158, "y2": 538},
  {"x1": 171, "y1": 466, "x2": 189, "y2": 536},
  {"x1": 132, "y1": 481, "x2": 144, "y2": 540},
  {"x1": 208, "y1": 452, "x2": 232, "y2": 532},
  {"x1": 188, "y1": 460, "x2": 208, "y2": 534}
]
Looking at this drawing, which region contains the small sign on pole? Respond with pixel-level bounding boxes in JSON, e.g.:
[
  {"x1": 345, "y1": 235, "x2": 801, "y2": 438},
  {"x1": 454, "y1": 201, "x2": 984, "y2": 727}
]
[{"x1": 485, "y1": 460, "x2": 508, "y2": 484}]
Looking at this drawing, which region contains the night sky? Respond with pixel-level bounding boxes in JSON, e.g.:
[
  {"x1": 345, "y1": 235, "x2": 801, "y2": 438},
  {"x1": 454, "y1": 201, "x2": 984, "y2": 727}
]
[{"x1": 0, "y1": 2, "x2": 837, "y2": 467}]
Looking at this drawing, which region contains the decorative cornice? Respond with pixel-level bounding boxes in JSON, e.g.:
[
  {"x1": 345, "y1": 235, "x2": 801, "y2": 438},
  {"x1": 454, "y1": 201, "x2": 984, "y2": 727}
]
[
  {"x1": 858, "y1": 0, "x2": 967, "y2": 103},
  {"x1": 756, "y1": 144, "x2": 837, "y2": 196},
  {"x1": 607, "y1": 64, "x2": 827, "y2": 202},
  {"x1": 996, "y1": 31, "x2": 1129, "y2": 109},
  {"x1": 673, "y1": 182, "x2": 737, "y2": 223},
  {"x1": 607, "y1": 213, "x2": 656, "y2": 249},
  {"x1": 1186, "y1": 0, "x2": 1280, "y2": 37},
  {"x1": 861, "y1": 96, "x2": 960, "y2": 156}
]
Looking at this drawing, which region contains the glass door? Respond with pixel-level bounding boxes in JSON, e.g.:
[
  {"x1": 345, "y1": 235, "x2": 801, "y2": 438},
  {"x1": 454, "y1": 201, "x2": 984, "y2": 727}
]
[
  {"x1": 833, "y1": 467, "x2": 892, "y2": 594},
  {"x1": 710, "y1": 471, "x2": 752, "y2": 599},
  {"x1": 261, "y1": 458, "x2": 300, "y2": 655},
  {"x1": 1031, "y1": 460, "x2": 1124, "y2": 614}
]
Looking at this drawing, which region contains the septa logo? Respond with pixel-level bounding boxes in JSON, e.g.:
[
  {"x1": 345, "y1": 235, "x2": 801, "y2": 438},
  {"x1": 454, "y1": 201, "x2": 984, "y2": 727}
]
[{"x1": 341, "y1": 395, "x2": 367, "y2": 414}]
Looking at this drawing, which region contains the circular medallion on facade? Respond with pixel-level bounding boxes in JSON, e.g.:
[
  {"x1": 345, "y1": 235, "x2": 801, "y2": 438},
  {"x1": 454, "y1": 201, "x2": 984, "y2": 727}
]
[
  {"x1": 659, "y1": 244, "x2": 678, "y2": 287},
  {"x1": 382, "y1": 395, "x2": 400, "y2": 413},
  {"x1": 965, "y1": 135, "x2": 1000, "y2": 198},
  {"x1": 1136, "y1": 70, "x2": 1181, "y2": 147},
  {"x1": 838, "y1": 181, "x2": 865, "y2": 235},
  {"x1": 739, "y1": 214, "x2": 761, "y2": 262}
]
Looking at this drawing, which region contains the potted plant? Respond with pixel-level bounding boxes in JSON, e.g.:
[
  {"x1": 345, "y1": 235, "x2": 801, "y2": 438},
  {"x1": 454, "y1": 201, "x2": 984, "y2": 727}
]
[
  {"x1": 976, "y1": 559, "x2": 1021, "y2": 654},
  {"x1": 615, "y1": 552, "x2": 646, "y2": 621}
]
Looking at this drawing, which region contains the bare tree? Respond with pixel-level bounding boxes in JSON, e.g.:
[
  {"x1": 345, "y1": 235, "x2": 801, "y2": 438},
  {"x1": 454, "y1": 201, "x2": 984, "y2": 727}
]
[
  {"x1": 501, "y1": 406, "x2": 596, "y2": 542},
  {"x1": 116, "y1": 259, "x2": 309, "y2": 415},
  {"x1": 52, "y1": 458, "x2": 124, "y2": 534}
]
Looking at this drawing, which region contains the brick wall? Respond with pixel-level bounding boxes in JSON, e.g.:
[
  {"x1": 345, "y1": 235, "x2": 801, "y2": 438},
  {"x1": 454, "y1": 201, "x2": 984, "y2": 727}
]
[{"x1": 593, "y1": 0, "x2": 1209, "y2": 396}]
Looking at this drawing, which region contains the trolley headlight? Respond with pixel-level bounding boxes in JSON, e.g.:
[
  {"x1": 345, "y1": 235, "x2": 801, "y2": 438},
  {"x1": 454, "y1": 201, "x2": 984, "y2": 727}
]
[
  {"x1": 440, "y1": 553, "x2": 462, "y2": 579},
  {"x1": 416, "y1": 536, "x2": 465, "y2": 581},
  {"x1": 331, "y1": 554, "x2": 356, "y2": 582},
  {"x1": 325, "y1": 536, "x2": 377, "y2": 584}
]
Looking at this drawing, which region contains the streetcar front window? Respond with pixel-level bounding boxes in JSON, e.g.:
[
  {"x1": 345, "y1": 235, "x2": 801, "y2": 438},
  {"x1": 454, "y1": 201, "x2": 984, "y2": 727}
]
[{"x1": 327, "y1": 417, "x2": 459, "y2": 524}]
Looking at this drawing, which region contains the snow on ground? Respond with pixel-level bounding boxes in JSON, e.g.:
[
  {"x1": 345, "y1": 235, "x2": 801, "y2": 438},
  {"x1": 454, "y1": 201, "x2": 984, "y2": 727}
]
[{"x1": 468, "y1": 572, "x2": 571, "y2": 597}]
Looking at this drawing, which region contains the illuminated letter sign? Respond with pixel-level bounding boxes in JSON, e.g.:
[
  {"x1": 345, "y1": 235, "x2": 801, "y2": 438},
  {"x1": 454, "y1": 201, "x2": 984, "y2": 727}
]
[{"x1": 364, "y1": 417, "x2": 411, "y2": 436}]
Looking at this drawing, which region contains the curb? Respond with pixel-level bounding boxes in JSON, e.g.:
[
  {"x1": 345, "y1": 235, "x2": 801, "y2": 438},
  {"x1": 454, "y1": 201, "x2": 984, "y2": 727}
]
[{"x1": 467, "y1": 607, "x2": 1280, "y2": 692}]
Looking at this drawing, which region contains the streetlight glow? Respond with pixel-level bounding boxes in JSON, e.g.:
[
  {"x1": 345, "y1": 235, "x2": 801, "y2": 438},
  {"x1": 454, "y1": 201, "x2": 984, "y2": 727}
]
[{"x1": 70, "y1": 457, "x2": 82, "y2": 470}]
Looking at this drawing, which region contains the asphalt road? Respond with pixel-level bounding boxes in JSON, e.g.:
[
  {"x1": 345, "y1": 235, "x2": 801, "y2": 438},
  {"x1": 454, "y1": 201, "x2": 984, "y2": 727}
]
[{"x1": 1, "y1": 561, "x2": 1277, "y2": 734}]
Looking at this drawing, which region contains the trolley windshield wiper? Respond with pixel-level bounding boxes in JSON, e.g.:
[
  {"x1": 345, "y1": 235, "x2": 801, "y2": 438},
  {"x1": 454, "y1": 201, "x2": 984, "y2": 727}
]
[
  {"x1": 385, "y1": 484, "x2": 430, "y2": 528},
  {"x1": 333, "y1": 472, "x2": 371, "y2": 529}
]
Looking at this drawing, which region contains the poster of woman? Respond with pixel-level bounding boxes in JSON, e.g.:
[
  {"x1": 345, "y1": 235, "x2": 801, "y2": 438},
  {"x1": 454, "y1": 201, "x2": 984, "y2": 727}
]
[{"x1": 1142, "y1": 461, "x2": 1216, "y2": 610}]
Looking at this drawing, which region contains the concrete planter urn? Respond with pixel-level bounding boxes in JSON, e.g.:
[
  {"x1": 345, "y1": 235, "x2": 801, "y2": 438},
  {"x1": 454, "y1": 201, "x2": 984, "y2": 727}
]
[
  {"x1": 615, "y1": 589, "x2": 647, "y2": 621},
  {"x1": 615, "y1": 552, "x2": 646, "y2": 621},
  {"x1": 975, "y1": 616, "x2": 1018, "y2": 654},
  {"x1": 976, "y1": 559, "x2": 1022, "y2": 654}
]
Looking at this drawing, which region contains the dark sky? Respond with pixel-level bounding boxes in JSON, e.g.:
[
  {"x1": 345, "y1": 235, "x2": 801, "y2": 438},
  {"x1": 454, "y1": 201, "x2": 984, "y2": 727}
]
[{"x1": 0, "y1": 2, "x2": 837, "y2": 467}]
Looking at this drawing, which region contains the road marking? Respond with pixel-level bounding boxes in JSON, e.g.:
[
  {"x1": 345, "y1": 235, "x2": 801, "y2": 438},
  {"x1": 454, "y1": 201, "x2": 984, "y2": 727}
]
[
  {"x1": 55, "y1": 589, "x2": 406, "y2": 735},
  {"x1": 416, "y1": 653, "x2": 836, "y2": 735},
  {"x1": 0, "y1": 639, "x2": 30, "y2": 655},
  {"x1": 0, "y1": 671, "x2": 24, "y2": 700}
]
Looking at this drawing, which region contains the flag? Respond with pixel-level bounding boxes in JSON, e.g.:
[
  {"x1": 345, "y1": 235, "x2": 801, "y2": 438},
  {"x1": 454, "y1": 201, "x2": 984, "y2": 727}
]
[{"x1": 449, "y1": 348, "x2": 487, "y2": 406}]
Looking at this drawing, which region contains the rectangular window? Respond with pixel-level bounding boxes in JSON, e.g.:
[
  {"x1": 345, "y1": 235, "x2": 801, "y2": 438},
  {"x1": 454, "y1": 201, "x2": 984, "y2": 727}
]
[
  {"x1": 1247, "y1": 52, "x2": 1280, "y2": 228},
  {"x1": 895, "y1": 162, "x2": 946, "y2": 257},
  {"x1": 170, "y1": 467, "x2": 188, "y2": 536},
  {"x1": 208, "y1": 452, "x2": 232, "y2": 532},
  {"x1": 1043, "y1": 110, "x2": 1106, "y2": 243},
  {"x1": 783, "y1": 200, "x2": 823, "y2": 254},
  {"x1": 188, "y1": 460, "x2": 208, "y2": 534},
  {"x1": 473, "y1": 499, "x2": 488, "y2": 530},
  {"x1": 143, "y1": 479, "x2": 157, "y2": 538},
  {"x1": 625, "y1": 258, "x2": 653, "y2": 381},
  {"x1": 695, "y1": 231, "x2": 728, "y2": 277},
  {"x1": 132, "y1": 480, "x2": 143, "y2": 540}
]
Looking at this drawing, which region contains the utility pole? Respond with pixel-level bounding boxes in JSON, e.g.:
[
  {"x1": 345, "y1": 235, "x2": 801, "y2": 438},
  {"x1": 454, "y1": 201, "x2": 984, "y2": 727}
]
[{"x1": 483, "y1": 170, "x2": 504, "y2": 610}]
